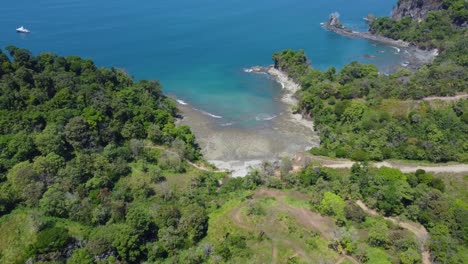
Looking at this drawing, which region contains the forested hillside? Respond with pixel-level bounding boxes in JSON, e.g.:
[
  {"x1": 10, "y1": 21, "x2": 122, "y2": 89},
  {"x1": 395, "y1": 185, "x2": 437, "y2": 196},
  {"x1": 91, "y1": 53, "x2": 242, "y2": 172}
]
[
  {"x1": 273, "y1": 48, "x2": 467, "y2": 162},
  {"x1": 0, "y1": 46, "x2": 210, "y2": 263},
  {"x1": 0, "y1": 44, "x2": 466, "y2": 264},
  {"x1": 277, "y1": 0, "x2": 468, "y2": 163},
  {"x1": 0, "y1": 1, "x2": 467, "y2": 262},
  {"x1": 371, "y1": 0, "x2": 467, "y2": 50}
]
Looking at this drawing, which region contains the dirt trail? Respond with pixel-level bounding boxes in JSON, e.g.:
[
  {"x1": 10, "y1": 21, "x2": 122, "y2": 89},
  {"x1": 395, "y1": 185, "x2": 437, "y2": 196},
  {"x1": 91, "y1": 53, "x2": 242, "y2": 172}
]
[
  {"x1": 335, "y1": 255, "x2": 360, "y2": 264},
  {"x1": 356, "y1": 200, "x2": 431, "y2": 264},
  {"x1": 293, "y1": 153, "x2": 468, "y2": 174},
  {"x1": 272, "y1": 243, "x2": 278, "y2": 264},
  {"x1": 145, "y1": 145, "x2": 227, "y2": 173},
  {"x1": 422, "y1": 93, "x2": 468, "y2": 102}
]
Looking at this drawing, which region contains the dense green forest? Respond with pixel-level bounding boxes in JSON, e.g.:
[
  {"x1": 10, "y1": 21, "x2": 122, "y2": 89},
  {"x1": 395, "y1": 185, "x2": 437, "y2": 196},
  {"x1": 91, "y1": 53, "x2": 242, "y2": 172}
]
[
  {"x1": 0, "y1": 1, "x2": 467, "y2": 263},
  {"x1": 370, "y1": 0, "x2": 467, "y2": 52},
  {"x1": 0, "y1": 46, "x2": 466, "y2": 264},
  {"x1": 272, "y1": 48, "x2": 468, "y2": 162},
  {"x1": 0, "y1": 46, "x2": 208, "y2": 263},
  {"x1": 273, "y1": 0, "x2": 468, "y2": 163}
]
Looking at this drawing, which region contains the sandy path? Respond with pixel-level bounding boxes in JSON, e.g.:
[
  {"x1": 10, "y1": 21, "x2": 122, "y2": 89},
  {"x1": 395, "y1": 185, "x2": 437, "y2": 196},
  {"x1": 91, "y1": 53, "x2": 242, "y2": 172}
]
[
  {"x1": 356, "y1": 200, "x2": 431, "y2": 264},
  {"x1": 145, "y1": 145, "x2": 228, "y2": 173}
]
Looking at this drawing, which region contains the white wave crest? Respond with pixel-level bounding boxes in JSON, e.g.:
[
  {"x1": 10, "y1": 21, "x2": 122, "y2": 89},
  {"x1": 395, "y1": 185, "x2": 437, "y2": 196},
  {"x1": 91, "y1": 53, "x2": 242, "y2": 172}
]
[
  {"x1": 176, "y1": 99, "x2": 188, "y2": 105},
  {"x1": 201, "y1": 110, "x2": 222, "y2": 119},
  {"x1": 392, "y1": 46, "x2": 401, "y2": 53},
  {"x1": 255, "y1": 114, "x2": 277, "y2": 121}
]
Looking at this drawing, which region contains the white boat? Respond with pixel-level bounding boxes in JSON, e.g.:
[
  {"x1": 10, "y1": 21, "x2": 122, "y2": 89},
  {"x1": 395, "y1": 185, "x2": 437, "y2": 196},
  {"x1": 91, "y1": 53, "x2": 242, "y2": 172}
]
[{"x1": 16, "y1": 26, "x2": 30, "y2": 33}]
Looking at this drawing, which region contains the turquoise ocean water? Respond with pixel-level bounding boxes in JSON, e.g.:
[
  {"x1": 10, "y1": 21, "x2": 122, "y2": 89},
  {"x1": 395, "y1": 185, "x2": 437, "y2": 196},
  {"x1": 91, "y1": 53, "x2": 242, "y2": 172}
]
[{"x1": 0, "y1": 0, "x2": 401, "y2": 126}]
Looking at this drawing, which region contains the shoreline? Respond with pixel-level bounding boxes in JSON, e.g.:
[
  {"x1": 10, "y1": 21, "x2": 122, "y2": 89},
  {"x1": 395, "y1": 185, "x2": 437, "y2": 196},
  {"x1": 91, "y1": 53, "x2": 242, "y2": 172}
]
[
  {"x1": 244, "y1": 65, "x2": 315, "y2": 131},
  {"x1": 175, "y1": 68, "x2": 319, "y2": 177},
  {"x1": 322, "y1": 22, "x2": 439, "y2": 69},
  {"x1": 322, "y1": 22, "x2": 411, "y2": 47}
]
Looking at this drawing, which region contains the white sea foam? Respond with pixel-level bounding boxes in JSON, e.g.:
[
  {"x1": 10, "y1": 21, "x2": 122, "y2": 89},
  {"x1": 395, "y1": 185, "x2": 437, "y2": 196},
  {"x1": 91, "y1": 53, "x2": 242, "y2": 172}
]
[
  {"x1": 255, "y1": 114, "x2": 277, "y2": 121},
  {"x1": 243, "y1": 68, "x2": 253, "y2": 73},
  {"x1": 176, "y1": 99, "x2": 188, "y2": 105},
  {"x1": 200, "y1": 110, "x2": 222, "y2": 119},
  {"x1": 220, "y1": 122, "x2": 233, "y2": 127},
  {"x1": 280, "y1": 82, "x2": 285, "y2": 89},
  {"x1": 392, "y1": 46, "x2": 401, "y2": 53}
]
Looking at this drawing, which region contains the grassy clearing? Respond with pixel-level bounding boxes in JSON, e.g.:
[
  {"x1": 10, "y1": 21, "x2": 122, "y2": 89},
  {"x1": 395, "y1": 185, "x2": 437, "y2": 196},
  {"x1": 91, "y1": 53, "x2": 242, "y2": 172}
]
[
  {"x1": 0, "y1": 209, "x2": 92, "y2": 264},
  {"x1": 0, "y1": 209, "x2": 37, "y2": 264},
  {"x1": 205, "y1": 192, "x2": 253, "y2": 241},
  {"x1": 434, "y1": 172, "x2": 468, "y2": 201},
  {"x1": 284, "y1": 194, "x2": 312, "y2": 209},
  {"x1": 205, "y1": 188, "x2": 339, "y2": 263}
]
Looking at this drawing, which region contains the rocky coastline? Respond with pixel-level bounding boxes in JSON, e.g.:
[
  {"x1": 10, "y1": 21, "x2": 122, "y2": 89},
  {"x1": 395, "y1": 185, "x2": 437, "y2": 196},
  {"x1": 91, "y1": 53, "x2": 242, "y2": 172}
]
[
  {"x1": 322, "y1": 21, "x2": 439, "y2": 70},
  {"x1": 322, "y1": 22, "x2": 411, "y2": 47},
  {"x1": 244, "y1": 65, "x2": 315, "y2": 130}
]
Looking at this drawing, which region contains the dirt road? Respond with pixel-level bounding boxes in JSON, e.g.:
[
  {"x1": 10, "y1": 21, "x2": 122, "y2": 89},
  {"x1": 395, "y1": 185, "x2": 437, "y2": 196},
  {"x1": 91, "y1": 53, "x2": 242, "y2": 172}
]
[{"x1": 293, "y1": 153, "x2": 468, "y2": 174}]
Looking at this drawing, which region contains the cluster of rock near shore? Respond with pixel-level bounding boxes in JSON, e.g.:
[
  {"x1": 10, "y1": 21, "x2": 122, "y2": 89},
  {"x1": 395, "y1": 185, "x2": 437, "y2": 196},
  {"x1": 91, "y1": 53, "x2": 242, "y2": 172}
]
[{"x1": 323, "y1": 0, "x2": 444, "y2": 47}]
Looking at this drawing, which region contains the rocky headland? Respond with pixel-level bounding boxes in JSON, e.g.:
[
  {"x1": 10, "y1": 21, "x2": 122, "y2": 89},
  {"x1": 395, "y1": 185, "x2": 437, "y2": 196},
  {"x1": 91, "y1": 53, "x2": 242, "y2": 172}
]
[
  {"x1": 322, "y1": 13, "x2": 439, "y2": 70},
  {"x1": 322, "y1": 22, "x2": 411, "y2": 48},
  {"x1": 391, "y1": 0, "x2": 443, "y2": 21}
]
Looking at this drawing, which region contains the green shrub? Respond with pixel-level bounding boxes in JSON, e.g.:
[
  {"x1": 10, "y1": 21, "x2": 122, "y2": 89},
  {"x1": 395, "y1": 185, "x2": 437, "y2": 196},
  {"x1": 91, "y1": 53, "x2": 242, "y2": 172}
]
[
  {"x1": 33, "y1": 227, "x2": 70, "y2": 254},
  {"x1": 351, "y1": 150, "x2": 369, "y2": 161}
]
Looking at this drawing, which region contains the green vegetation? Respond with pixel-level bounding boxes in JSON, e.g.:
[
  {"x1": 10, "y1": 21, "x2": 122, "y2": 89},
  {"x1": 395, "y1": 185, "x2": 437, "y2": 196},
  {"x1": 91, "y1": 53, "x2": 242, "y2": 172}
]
[
  {"x1": 0, "y1": 2, "x2": 467, "y2": 262},
  {"x1": 270, "y1": 1, "x2": 468, "y2": 164},
  {"x1": 370, "y1": 0, "x2": 467, "y2": 60},
  {"x1": 200, "y1": 161, "x2": 466, "y2": 263},
  {"x1": 0, "y1": 46, "x2": 218, "y2": 263},
  {"x1": 272, "y1": 47, "x2": 468, "y2": 162}
]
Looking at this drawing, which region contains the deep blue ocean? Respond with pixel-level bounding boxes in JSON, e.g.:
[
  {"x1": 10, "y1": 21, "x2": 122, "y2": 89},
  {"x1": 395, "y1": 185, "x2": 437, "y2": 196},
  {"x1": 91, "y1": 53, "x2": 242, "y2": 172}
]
[{"x1": 0, "y1": 0, "x2": 401, "y2": 126}]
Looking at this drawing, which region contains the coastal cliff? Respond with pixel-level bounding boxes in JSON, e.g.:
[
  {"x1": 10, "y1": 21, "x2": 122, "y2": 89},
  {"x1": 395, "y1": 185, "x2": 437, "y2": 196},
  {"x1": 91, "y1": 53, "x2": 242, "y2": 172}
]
[{"x1": 391, "y1": 0, "x2": 443, "y2": 21}]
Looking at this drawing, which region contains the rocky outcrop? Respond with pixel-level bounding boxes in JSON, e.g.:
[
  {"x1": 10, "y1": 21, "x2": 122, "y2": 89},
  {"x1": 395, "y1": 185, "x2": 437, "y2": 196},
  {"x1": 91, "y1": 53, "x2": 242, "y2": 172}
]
[
  {"x1": 329, "y1": 12, "x2": 344, "y2": 28},
  {"x1": 322, "y1": 22, "x2": 410, "y2": 47},
  {"x1": 391, "y1": 0, "x2": 443, "y2": 21}
]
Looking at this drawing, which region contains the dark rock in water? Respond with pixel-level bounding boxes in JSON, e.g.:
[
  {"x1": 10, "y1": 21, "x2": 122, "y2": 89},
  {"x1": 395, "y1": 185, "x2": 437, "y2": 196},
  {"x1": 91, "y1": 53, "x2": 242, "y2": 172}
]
[
  {"x1": 329, "y1": 12, "x2": 344, "y2": 28},
  {"x1": 392, "y1": 0, "x2": 442, "y2": 21}
]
